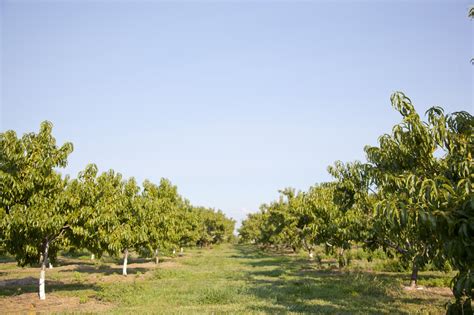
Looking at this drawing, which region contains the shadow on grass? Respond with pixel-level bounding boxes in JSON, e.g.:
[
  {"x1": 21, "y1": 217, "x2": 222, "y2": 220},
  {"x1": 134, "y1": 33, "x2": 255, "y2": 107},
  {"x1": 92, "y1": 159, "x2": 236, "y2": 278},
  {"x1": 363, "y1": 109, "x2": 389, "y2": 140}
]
[
  {"x1": 235, "y1": 245, "x2": 413, "y2": 314},
  {"x1": 58, "y1": 264, "x2": 151, "y2": 276},
  {"x1": 0, "y1": 256, "x2": 16, "y2": 264},
  {"x1": 54, "y1": 255, "x2": 163, "y2": 276},
  {"x1": 0, "y1": 277, "x2": 101, "y2": 297},
  {"x1": 55, "y1": 258, "x2": 96, "y2": 267},
  {"x1": 229, "y1": 250, "x2": 266, "y2": 260}
]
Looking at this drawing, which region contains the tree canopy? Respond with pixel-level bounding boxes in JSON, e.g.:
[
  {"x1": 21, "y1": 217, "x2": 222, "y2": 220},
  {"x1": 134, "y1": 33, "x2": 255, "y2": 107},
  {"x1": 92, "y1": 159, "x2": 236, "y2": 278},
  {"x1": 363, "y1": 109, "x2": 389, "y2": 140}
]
[
  {"x1": 0, "y1": 121, "x2": 235, "y2": 299},
  {"x1": 239, "y1": 92, "x2": 473, "y2": 312}
]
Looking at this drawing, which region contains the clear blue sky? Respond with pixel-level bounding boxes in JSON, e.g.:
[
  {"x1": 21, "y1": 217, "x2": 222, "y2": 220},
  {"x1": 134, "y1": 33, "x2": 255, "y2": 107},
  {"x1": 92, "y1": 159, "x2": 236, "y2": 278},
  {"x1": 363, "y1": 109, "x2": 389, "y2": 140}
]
[{"x1": 1, "y1": 0, "x2": 473, "y2": 226}]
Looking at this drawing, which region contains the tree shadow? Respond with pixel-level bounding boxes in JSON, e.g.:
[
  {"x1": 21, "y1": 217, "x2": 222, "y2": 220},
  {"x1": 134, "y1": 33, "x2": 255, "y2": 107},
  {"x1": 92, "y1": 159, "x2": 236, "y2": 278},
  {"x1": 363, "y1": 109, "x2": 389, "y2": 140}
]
[
  {"x1": 55, "y1": 258, "x2": 96, "y2": 267},
  {"x1": 247, "y1": 275, "x2": 406, "y2": 313},
  {"x1": 0, "y1": 277, "x2": 101, "y2": 297},
  {"x1": 59, "y1": 264, "x2": 150, "y2": 276},
  {"x1": 232, "y1": 245, "x2": 267, "y2": 257},
  {"x1": 235, "y1": 246, "x2": 417, "y2": 314},
  {"x1": 0, "y1": 256, "x2": 16, "y2": 263},
  {"x1": 251, "y1": 269, "x2": 286, "y2": 278}
]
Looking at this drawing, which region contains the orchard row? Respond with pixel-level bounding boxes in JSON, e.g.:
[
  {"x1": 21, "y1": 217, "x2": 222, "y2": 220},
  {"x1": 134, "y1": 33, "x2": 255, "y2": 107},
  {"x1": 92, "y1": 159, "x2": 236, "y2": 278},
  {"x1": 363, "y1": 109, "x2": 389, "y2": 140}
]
[
  {"x1": 239, "y1": 92, "x2": 473, "y2": 314},
  {"x1": 0, "y1": 122, "x2": 235, "y2": 300}
]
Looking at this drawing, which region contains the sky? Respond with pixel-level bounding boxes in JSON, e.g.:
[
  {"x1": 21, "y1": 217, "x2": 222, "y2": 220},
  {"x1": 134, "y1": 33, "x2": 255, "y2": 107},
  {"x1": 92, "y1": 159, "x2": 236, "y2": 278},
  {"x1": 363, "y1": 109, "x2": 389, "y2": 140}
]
[{"x1": 1, "y1": 0, "x2": 473, "y2": 227}]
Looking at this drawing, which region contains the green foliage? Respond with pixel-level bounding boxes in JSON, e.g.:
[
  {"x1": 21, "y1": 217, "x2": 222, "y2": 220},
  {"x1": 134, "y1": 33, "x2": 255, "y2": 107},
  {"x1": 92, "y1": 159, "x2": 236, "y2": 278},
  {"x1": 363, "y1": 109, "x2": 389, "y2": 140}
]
[
  {"x1": 238, "y1": 212, "x2": 264, "y2": 244},
  {"x1": 240, "y1": 92, "x2": 473, "y2": 312},
  {"x1": 327, "y1": 92, "x2": 473, "y2": 310},
  {"x1": 0, "y1": 121, "x2": 236, "y2": 300},
  {"x1": 194, "y1": 207, "x2": 235, "y2": 247},
  {"x1": 0, "y1": 121, "x2": 74, "y2": 266},
  {"x1": 69, "y1": 166, "x2": 150, "y2": 258},
  {"x1": 374, "y1": 259, "x2": 410, "y2": 273},
  {"x1": 239, "y1": 183, "x2": 359, "y2": 258},
  {"x1": 67, "y1": 164, "x2": 236, "y2": 260},
  {"x1": 141, "y1": 178, "x2": 181, "y2": 253}
]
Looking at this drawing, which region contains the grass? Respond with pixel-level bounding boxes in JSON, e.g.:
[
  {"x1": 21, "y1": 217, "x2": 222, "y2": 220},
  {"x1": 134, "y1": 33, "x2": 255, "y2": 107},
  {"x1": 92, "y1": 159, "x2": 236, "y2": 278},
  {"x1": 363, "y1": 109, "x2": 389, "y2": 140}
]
[{"x1": 0, "y1": 244, "x2": 455, "y2": 314}]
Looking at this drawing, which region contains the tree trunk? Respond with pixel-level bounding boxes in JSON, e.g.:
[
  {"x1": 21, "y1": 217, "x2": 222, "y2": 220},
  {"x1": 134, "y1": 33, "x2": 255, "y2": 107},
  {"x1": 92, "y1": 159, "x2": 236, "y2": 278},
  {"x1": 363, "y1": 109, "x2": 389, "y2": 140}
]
[
  {"x1": 91, "y1": 254, "x2": 95, "y2": 260},
  {"x1": 338, "y1": 248, "x2": 345, "y2": 268},
  {"x1": 172, "y1": 249, "x2": 176, "y2": 255},
  {"x1": 154, "y1": 249, "x2": 159, "y2": 264},
  {"x1": 122, "y1": 249, "x2": 129, "y2": 276},
  {"x1": 302, "y1": 240, "x2": 313, "y2": 260},
  {"x1": 410, "y1": 262, "x2": 418, "y2": 288},
  {"x1": 179, "y1": 247, "x2": 184, "y2": 256},
  {"x1": 46, "y1": 255, "x2": 53, "y2": 269},
  {"x1": 39, "y1": 239, "x2": 49, "y2": 300}
]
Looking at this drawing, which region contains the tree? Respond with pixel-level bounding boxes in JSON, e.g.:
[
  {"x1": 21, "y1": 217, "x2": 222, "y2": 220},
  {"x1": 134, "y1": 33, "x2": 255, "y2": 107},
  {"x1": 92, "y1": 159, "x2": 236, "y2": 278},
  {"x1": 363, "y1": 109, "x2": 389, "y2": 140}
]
[
  {"x1": 303, "y1": 183, "x2": 355, "y2": 265},
  {"x1": 412, "y1": 105, "x2": 473, "y2": 312},
  {"x1": 327, "y1": 161, "x2": 373, "y2": 253},
  {"x1": 174, "y1": 202, "x2": 200, "y2": 252},
  {"x1": 117, "y1": 178, "x2": 149, "y2": 275},
  {"x1": 259, "y1": 189, "x2": 301, "y2": 252},
  {"x1": 327, "y1": 94, "x2": 448, "y2": 286},
  {"x1": 331, "y1": 92, "x2": 473, "y2": 310},
  {"x1": 239, "y1": 212, "x2": 265, "y2": 244},
  {"x1": 239, "y1": 184, "x2": 347, "y2": 261},
  {"x1": 66, "y1": 164, "x2": 104, "y2": 258},
  {"x1": 239, "y1": 91, "x2": 472, "y2": 311},
  {"x1": 0, "y1": 121, "x2": 74, "y2": 300},
  {"x1": 71, "y1": 167, "x2": 149, "y2": 276},
  {"x1": 195, "y1": 207, "x2": 235, "y2": 247},
  {"x1": 142, "y1": 178, "x2": 182, "y2": 263}
]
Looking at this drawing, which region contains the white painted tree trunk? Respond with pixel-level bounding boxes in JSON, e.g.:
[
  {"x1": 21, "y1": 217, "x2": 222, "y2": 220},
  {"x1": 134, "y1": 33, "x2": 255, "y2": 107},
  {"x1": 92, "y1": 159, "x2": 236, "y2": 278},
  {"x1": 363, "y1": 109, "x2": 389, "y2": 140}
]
[
  {"x1": 179, "y1": 247, "x2": 184, "y2": 256},
  {"x1": 39, "y1": 240, "x2": 49, "y2": 300},
  {"x1": 122, "y1": 249, "x2": 128, "y2": 276},
  {"x1": 309, "y1": 251, "x2": 314, "y2": 260},
  {"x1": 39, "y1": 269, "x2": 46, "y2": 300},
  {"x1": 155, "y1": 249, "x2": 159, "y2": 264},
  {"x1": 91, "y1": 254, "x2": 95, "y2": 260},
  {"x1": 48, "y1": 263, "x2": 53, "y2": 269},
  {"x1": 172, "y1": 249, "x2": 176, "y2": 255},
  {"x1": 410, "y1": 262, "x2": 418, "y2": 288}
]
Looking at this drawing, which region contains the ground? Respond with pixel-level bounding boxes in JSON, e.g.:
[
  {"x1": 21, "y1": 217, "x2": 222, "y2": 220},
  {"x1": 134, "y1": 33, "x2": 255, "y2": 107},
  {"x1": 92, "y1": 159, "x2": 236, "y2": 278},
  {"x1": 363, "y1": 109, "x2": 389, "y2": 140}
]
[{"x1": 0, "y1": 244, "x2": 454, "y2": 314}]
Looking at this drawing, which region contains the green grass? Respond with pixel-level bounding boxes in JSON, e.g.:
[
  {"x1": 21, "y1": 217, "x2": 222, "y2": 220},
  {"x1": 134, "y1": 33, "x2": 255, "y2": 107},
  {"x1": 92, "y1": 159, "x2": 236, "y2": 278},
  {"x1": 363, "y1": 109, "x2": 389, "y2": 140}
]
[
  {"x1": 0, "y1": 244, "x2": 454, "y2": 314},
  {"x1": 95, "y1": 244, "x2": 451, "y2": 314}
]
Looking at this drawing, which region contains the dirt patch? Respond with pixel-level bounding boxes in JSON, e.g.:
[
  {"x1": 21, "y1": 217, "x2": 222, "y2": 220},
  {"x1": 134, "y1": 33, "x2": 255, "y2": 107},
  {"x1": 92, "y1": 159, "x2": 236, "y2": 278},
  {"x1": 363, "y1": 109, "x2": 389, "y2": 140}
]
[
  {"x1": 424, "y1": 286, "x2": 452, "y2": 297},
  {"x1": 95, "y1": 272, "x2": 148, "y2": 284},
  {"x1": 125, "y1": 262, "x2": 157, "y2": 270},
  {"x1": 157, "y1": 260, "x2": 181, "y2": 269},
  {"x1": 403, "y1": 285, "x2": 452, "y2": 297},
  {"x1": 0, "y1": 293, "x2": 113, "y2": 314}
]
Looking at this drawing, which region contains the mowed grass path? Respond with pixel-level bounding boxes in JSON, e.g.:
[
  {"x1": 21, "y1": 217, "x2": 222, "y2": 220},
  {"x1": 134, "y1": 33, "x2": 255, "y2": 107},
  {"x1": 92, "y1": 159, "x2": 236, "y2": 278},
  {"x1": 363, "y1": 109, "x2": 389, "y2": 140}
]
[{"x1": 0, "y1": 244, "x2": 451, "y2": 314}]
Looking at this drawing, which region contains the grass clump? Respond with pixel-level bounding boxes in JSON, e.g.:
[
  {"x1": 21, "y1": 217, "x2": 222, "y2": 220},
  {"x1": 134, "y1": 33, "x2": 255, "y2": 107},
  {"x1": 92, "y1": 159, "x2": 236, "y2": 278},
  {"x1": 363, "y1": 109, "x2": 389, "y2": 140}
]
[{"x1": 198, "y1": 287, "x2": 244, "y2": 305}]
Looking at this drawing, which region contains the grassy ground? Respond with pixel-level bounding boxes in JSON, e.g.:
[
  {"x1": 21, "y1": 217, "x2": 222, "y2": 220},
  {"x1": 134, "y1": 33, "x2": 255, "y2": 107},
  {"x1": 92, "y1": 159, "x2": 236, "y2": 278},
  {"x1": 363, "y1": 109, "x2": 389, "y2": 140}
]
[{"x1": 0, "y1": 244, "x2": 454, "y2": 314}]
